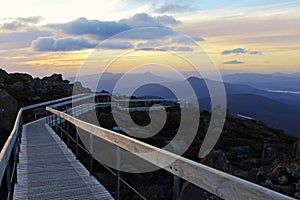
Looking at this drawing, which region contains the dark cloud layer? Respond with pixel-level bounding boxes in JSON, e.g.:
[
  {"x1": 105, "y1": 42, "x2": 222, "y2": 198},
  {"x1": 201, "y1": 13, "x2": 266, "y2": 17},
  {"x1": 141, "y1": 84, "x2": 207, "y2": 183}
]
[
  {"x1": 120, "y1": 13, "x2": 180, "y2": 27},
  {"x1": 49, "y1": 13, "x2": 180, "y2": 40},
  {"x1": 1, "y1": 16, "x2": 43, "y2": 30},
  {"x1": 50, "y1": 18, "x2": 130, "y2": 39},
  {"x1": 97, "y1": 41, "x2": 133, "y2": 49},
  {"x1": 33, "y1": 37, "x2": 97, "y2": 51}
]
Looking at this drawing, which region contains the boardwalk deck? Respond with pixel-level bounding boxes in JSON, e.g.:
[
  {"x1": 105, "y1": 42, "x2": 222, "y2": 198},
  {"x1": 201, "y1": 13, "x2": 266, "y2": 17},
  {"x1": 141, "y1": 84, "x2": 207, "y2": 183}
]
[{"x1": 13, "y1": 118, "x2": 114, "y2": 200}]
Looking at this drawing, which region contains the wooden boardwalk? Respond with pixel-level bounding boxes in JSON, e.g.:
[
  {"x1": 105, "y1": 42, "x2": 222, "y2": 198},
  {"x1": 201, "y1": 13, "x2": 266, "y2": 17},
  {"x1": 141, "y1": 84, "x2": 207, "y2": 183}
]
[{"x1": 13, "y1": 118, "x2": 114, "y2": 200}]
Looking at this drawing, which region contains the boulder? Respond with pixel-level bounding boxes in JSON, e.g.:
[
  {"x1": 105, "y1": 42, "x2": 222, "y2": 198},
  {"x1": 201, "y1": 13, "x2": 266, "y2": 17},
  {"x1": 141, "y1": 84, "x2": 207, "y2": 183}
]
[
  {"x1": 295, "y1": 192, "x2": 300, "y2": 199},
  {"x1": 278, "y1": 175, "x2": 289, "y2": 185},
  {"x1": 296, "y1": 181, "x2": 300, "y2": 192},
  {"x1": 286, "y1": 163, "x2": 300, "y2": 179},
  {"x1": 42, "y1": 73, "x2": 63, "y2": 83},
  {"x1": 272, "y1": 165, "x2": 287, "y2": 177},
  {"x1": 240, "y1": 158, "x2": 263, "y2": 170},
  {"x1": 201, "y1": 150, "x2": 232, "y2": 173},
  {"x1": 12, "y1": 81, "x2": 25, "y2": 91},
  {"x1": 0, "y1": 69, "x2": 8, "y2": 80}
]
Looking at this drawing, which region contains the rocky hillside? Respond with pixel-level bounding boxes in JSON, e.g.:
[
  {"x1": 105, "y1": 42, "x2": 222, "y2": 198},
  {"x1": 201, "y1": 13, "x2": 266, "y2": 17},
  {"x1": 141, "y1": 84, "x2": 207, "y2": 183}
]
[
  {"x1": 0, "y1": 68, "x2": 91, "y2": 148},
  {"x1": 92, "y1": 104, "x2": 299, "y2": 199}
]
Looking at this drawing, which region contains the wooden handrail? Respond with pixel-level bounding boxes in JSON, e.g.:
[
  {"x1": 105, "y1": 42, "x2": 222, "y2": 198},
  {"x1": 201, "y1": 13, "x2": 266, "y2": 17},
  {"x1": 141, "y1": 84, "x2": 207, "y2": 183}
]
[{"x1": 46, "y1": 107, "x2": 293, "y2": 200}]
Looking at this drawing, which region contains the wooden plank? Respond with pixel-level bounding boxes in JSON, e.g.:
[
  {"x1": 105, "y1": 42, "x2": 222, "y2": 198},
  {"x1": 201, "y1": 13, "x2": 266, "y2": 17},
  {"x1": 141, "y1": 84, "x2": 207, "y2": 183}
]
[
  {"x1": 0, "y1": 94, "x2": 89, "y2": 184},
  {"x1": 47, "y1": 107, "x2": 294, "y2": 200},
  {"x1": 13, "y1": 118, "x2": 114, "y2": 199}
]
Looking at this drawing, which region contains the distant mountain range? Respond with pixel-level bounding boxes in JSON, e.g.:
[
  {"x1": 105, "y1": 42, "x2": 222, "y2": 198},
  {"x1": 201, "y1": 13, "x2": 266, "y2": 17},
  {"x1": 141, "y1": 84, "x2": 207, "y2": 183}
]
[
  {"x1": 198, "y1": 94, "x2": 300, "y2": 136},
  {"x1": 69, "y1": 72, "x2": 300, "y2": 136},
  {"x1": 223, "y1": 72, "x2": 300, "y2": 92}
]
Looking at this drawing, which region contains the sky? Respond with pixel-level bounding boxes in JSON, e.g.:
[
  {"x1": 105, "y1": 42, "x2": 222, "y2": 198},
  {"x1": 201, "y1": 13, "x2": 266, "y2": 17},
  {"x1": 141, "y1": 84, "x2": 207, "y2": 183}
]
[{"x1": 0, "y1": 0, "x2": 299, "y2": 77}]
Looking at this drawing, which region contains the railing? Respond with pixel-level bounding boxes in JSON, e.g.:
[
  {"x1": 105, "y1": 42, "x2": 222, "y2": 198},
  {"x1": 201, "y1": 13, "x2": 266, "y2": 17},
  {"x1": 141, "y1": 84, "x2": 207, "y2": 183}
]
[
  {"x1": 47, "y1": 104, "x2": 148, "y2": 199},
  {"x1": 46, "y1": 106, "x2": 294, "y2": 200},
  {"x1": 0, "y1": 93, "x2": 89, "y2": 200}
]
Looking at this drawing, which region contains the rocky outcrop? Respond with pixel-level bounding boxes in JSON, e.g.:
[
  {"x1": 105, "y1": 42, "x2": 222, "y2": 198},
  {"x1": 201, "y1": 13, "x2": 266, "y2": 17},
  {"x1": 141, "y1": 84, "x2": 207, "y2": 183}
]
[
  {"x1": 201, "y1": 150, "x2": 232, "y2": 173},
  {"x1": 0, "y1": 68, "x2": 91, "y2": 149},
  {"x1": 0, "y1": 69, "x2": 91, "y2": 108}
]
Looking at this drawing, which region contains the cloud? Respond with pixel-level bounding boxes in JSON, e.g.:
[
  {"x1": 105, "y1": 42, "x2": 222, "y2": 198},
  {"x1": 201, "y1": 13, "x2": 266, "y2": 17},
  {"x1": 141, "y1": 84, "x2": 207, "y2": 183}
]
[
  {"x1": 1, "y1": 16, "x2": 43, "y2": 30},
  {"x1": 49, "y1": 13, "x2": 180, "y2": 40},
  {"x1": 171, "y1": 36, "x2": 205, "y2": 44},
  {"x1": 97, "y1": 41, "x2": 133, "y2": 49},
  {"x1": 49, "y1": 17, "x2": 130, "y2": 39},
  {"x1": 119, "y1": 13, "x2": 180, "y2": 27},
  {"x1": 162, "y1": 46, "x2": 193, "y2": 52},
  {"x1": 155, "y1": 4, "x2": 194, "y2": 13},
  {"x1": 0, "y1": 29, "x2": 52, "y2": 49},
  {"x1": 155, "y1": 15, "x2": 181, "y2": 25},
  {"x1": 221, "y1": 48, "x2": 247, "y2": 55},
  {"x1": 223, "y1": 60, "x2": 244, "y2": 64},
  {"x1": 248, "y1": 50, "x2": 262, "y2": 55},
  {"x1": 32, "y1": 37, "x2": 97, "y2": 51},
  {"x1": 221, "y1": 48, "x2": 262, "y2": 55},
  {"x1": 192, "y1": 36, "x2": 205, "y2": 41}
]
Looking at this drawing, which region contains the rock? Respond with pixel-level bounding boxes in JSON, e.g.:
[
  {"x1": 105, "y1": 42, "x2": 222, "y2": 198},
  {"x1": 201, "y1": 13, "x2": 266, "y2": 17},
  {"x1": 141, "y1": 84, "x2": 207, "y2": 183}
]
[
  {"x1": 295, "y1": 192, "x2": 300, "y2": 199},
  {"x1": 248, "y1": 168, "x2": 259, "y2": 181},
  {"x1": 296, "y1": 181, "x2": 300, "y2": 192},
  {"x1": 12, "y1": 81, "x2": 25, "y2": 91},
  {"x1": 286, "y1": 163, "x2": 300, "y2": 179},
  {"x1": 201, "y1": 150, "x2": 232, "y2": 173},
  {"x1": 230, "y1": 145, "x2": 251, "y2": 154},
  {"x1": 273, "y1": 185, "x2": 295, "y2": 197},
  {"x1": 10, "y1": 73, "x2": 33, "y2": 84},
  {"x1": 240, "y1": 158, "x2": 263, "y2": 170},
  {"x1": 180, "y1": 182, "x2": 220, "y2": 200},
  {"x1": 73, "y1": 81, "x2": 91, "y2": 94},
  {"x1": 278, "y1": 175, "x2": 289, "y2": 185},
  {"x1": 146, "y1": 185, "x2": 164, "y2": 199},
  {"x1": 0, "y1": 69, "x2": 8, "y2": 80},
  {"x1": 42, "y1": 73, "x2": 63, "y2": 82},
  {"x1": 272, "y1": 165, "x2": 287, "y2": 177},
  {"x1": 256, "y1": 169, "x2": 268, "y2": 182},
  {"x1": 256, "y1": 166, "x2": 275, "y2": 182},
  {"x1": 262, "y1": 183, "x2": 295, "y2": 197},
  {"x1": 234, "y1": 170, "x2": 249, "y2": 180},
  {"x1": 36, "y1": 88, "x2": 48, "y2": 94}
]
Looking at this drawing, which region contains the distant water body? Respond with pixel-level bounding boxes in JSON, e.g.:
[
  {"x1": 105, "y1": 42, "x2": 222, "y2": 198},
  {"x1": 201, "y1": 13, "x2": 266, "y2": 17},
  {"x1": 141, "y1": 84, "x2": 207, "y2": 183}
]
[{"x1": 265, "y1": 89, "x2": 300, "y2": 94}]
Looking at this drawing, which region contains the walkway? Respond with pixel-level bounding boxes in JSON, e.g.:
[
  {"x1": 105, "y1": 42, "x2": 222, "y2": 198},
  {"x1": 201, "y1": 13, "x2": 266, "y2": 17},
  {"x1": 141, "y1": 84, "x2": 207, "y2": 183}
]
[{"x1": 13, "y1": 118, "x2": 114, "y2": 200}]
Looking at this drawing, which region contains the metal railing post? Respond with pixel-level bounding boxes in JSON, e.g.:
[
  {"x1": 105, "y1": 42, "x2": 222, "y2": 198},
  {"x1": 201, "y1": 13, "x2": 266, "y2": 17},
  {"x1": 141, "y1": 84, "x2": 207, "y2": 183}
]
[
  {"x1": 67, "y1": 121, "x2": 70, "y2": 147},
  {"x1": 173, "y1": 175, "x2": 180, "y2": 200},
  {"x1": 75, "y1": 127, "x2": 79, "y2": 159},
  {"x1": 89, "y1": 133, "x2": 94, "y2": 175},
  {"x1": 116, "y1": 146, "x2": 120, "y2": 200},
  {"x1": 54, "y1": 114, "x2": 57, "y2": 130},
  {"x1": 46, "y1": 111, "x2": 48, "y2": 124},
  {"x1": 59, "y1": 117, "x2": 62, "y2": 139}
]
